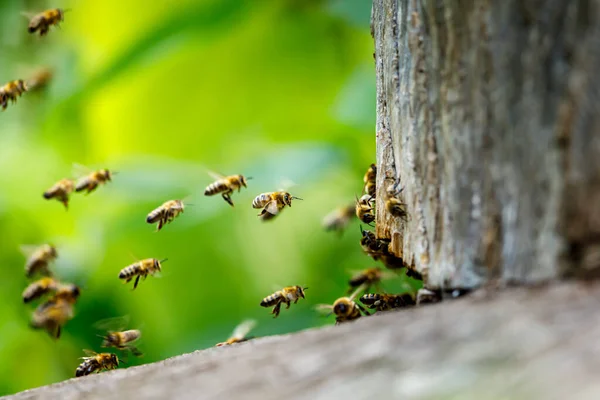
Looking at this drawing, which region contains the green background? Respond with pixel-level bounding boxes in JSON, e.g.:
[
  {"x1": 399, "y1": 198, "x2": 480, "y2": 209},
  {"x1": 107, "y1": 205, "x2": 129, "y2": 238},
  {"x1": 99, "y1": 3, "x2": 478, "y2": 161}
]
[{"x1": 0, "y1": 0, "x2": 417, "y2": 395}]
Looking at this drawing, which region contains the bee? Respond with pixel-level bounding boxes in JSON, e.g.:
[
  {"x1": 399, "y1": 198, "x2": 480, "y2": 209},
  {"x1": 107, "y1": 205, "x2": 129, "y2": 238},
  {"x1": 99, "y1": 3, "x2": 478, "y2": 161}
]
[
  {"x1": 385, "y1": 181, "x2": 408, "y2": 221},
  {"x1": 359, "y1": 226, "x2": 405, "y2": 270},
  {"x1": 27, "y1": 8, "x2": 66, "y2": 36},
  {"x1": 359, "y1": 293, "x2": 416, "y2": 312},
  {"x1": 146, "y1": 200, "x2": 186, "y2": 231},
  {"x1": 30, "y1": 298, "x2": 75, "y2": 338},
  {"x1": 75, "y1": 169, "x2": 114, "y2": 194},
  {"x1": 0, "y1": 80, "x2": 27, "y2": 110},
  {"x1": 316, "y1": 287, "x2": 370, "y2": 325},
  {"x1": 26, "y1": 67, "x2": 53, "y2": 91},
  {"x1": 75, "y1": 350, "x2": 120, "y2": 377},
  {"x1": 260, "y1": 286, "x2": 308, "y2": 318},
  {"x1": 347, "y1": 267, "x2": 396, "y2": 294},
  {"x1": 100, "y1": 330, "x2": 143, "y2": 357},
  {"x1": 322, "y1": 204, "x2": 355, "y2": 234},
  {"x1": 204, "y1": 172, "x2": 251, "y2": 207},
  {"x1": 363, "y1": 163, "x2": 377, "y2": 198},
  {"x1": 355, "y1": 194, "x2": 375, "y2": 225},
  {"x1": 22, "y1": 277, "x2": 58, "y2": 303},
  {"x1": 416, "y1": 288, "x2": 441, "y2": 305},
  {"x1": 48, "y1": 283, "x2": 81, "y2": 304},
  {"x1": 216, "y1": 319, "x2": 257, "y2": 347},
  {"x1": 252, "y1": 191, "x2": 302, "y2": 221},
  {"x1": 118, "y1": 258, "x2": 166, "y2": 290},
  {"x1": 43, "y1": 178, "x2": 75, "y2": 209},
  {"x1": 21, "y1": 244, "x2": 57, "y2": 278}
]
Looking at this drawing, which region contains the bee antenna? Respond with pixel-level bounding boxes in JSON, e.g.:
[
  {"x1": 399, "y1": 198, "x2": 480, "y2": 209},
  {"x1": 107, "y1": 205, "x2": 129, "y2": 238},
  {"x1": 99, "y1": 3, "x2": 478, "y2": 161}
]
[
  {"x1": 185, "y1": 203, "x2": 194, "y2": 206},
  {"x1": 111, "y1": 171, "x2": 119, "y2": 175},
  {"x1": 246, "y1": 176, "x2": 253, "y2": 180},
  {"x1": 62, "y1": 8, "x2": 72, "y2": 13},
  {"x1": 303, "y1": 287, "x2": 309, "y2": 290},
  {"x1": 292, "y1": 196, "x2": 303, "y2": 201},
  {"x1": 159, "y1": 258, "x2": 168, "y2": 263}
]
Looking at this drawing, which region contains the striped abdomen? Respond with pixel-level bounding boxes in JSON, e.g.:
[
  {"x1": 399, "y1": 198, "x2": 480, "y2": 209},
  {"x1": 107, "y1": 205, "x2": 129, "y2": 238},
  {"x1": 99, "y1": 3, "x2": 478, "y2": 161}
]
[
  {"x1": 103, "y1": 330, "x2": 140, "y2": 347},
  {"x1": 146, "y1": 206, "x2": 165, "y2": 224},
  {"x1": 204, "y1": 179, "x2": 229, "y2": 196},
  {"x1": 252, "y1": 193, "x2": 273, "y2": 209},
  {"x1": 359, "y1": 293, "x2": 380, "y2": 306},
  {"x1": 43, "y1": 179, "x2": 73, "y2": 199},
  {"x1": 22, "y1": 277, "x2": 57, "y2": 303},
  {"x1": 260, "y1": 292, "x2": 282, "y2": 307},
  {"x1": 75, "y1": 358, "x2": 99, "y2": 377},
  {"x1": 75, "y1": 176, "x2": 95, "y2": 192},
  {"x1": 119, "y1": 262, "x2": 143, "y2": 280}
]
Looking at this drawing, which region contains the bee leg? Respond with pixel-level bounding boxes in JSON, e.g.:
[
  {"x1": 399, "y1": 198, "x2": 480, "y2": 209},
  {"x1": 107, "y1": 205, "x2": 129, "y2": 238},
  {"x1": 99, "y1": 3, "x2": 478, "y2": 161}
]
[
  {"x1": 272, "y1": 302, "x2": 281, "y2": 317},
  {"x1": 357, "y1": 303, "x2": 371, "y2": 316},
  {"x1": 55, "y1": 325, "x2": 61, "y2": 339},
  {"x1": 133, "y1": 275, "x2": 141, "y2": 290},
  {"x1": 130, "y1": 346, "x2": 143, "y2": 357},
  {"x1": 222, "y1": 193, "x2": 234, "y2": 207}
]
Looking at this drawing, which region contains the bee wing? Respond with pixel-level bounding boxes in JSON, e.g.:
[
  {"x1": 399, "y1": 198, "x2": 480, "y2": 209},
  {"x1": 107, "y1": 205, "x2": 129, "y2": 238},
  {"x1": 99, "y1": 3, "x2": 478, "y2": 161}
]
[
  {"x1": 206, "y1": 170, "x2": 226, "y2": 180},
  {"x1": 20, "y1": 11, "x2": 37, "y2": 19},
  {"x1": 231, "y1": 319, "x2": 257, "y2": 340},
  {"x1": 93, "y1": 315, "x2": 130, "y2": 332},
  {"x1": 314, "y1": 304, "x2": 334, "y2": 315},
  {"x1": 277, "y1": 178, "x2": 297, "y2": 192},
  {"x1": 265, "y1": 200, "x2": 280, "y2": 215},
  {"x1": 349, "y1": 285, "x2": 367, "y2": 301},
  {"x1": 82, "y1": 349, "x2": 98, "y2": 357},
  {"x1": 19, "y1": 244, "x2": 46, "y2": 258},
  {"x1": 72, "y1": 163, "x2": 92, "y2": 179}
]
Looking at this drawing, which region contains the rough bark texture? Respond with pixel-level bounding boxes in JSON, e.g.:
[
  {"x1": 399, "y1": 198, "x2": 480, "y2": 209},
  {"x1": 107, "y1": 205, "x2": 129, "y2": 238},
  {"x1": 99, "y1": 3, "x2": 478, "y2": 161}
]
[
  {"x1": 373, "y1": 0, "x2": 600, "y2": 289},
  {"x1": 4, "y1": 283, "x2": 600, "y2": 400}
]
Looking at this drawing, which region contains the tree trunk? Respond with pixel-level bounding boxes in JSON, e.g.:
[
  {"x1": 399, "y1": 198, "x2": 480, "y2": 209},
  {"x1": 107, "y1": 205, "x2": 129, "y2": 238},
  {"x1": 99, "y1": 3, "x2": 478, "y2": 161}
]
[{"x1": 373, "y1": 0, "x2": 600, "y2": 290}]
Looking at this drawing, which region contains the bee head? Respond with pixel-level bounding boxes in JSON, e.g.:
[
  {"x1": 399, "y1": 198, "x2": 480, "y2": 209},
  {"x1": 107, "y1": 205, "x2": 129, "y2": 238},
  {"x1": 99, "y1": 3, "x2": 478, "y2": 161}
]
[
  {"x1": 333, "y1": 299, "x2": 350, "y2": 316},
  {"x1": 297, "y1": 286, "x2": 308, "y2": 299},
  {"x1": 157, "y1": 258, "x2": 168, "y2": 271},
  {"x1": 102, "y1": 169, "x2": 112, "y2": 180},
  {"x1": 69, "y1": 285, "x2": 81, "y2": 299},
  {"x1": 111, "y1": 354, "x2": 119, "y2": 366},
  {"x1": 240, "y1": 175, "x2": 251, "y2": 187}
]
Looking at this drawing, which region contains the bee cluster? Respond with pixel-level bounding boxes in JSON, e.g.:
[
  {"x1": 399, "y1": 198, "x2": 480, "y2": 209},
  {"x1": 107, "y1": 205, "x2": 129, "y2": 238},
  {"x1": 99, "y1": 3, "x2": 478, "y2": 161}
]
[{"x1": 7, "y1": 9, "x2": 442, "y2": 383}]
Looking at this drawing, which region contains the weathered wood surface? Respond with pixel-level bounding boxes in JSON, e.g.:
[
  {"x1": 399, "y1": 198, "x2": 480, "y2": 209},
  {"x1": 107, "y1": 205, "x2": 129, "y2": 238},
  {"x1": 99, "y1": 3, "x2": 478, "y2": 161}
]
[
  {"x1": 373, "y1": 0, "x2": 600, "y2": 289},
  {"x1": 5, "y1": 283, "x2": 600, "y2": 400}
]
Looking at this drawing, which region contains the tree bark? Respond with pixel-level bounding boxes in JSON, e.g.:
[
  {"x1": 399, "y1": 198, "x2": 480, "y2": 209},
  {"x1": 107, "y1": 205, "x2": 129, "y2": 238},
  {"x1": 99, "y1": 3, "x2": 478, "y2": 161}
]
[{"x1": 373, "y1": 0, "x2": 600, "y2": 290}]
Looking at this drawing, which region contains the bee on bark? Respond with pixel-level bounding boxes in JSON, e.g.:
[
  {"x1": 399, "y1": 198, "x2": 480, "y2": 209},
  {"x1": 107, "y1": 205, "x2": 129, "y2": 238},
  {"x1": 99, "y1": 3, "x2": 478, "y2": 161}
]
[
  {"x1": 21, "y1": 244, "x2": 58, "y2": 278},
  {"x1": 43, "y1": 178, "x2": 75, "y2": 209},
  {"x1": 0, "y1": 80, "x2": 27, "y2": 110},
  {"x1": 74, "y1": 168, "x2": 114, "y2": 194},
  {"x1": 26, "y1": 8, "x2": 67, "y2": 36},
  {"x1": 94, "y1": 316, "x2": 143, "y2": 356},
  {"x1": 216, "y1": 319, "x2": 257, "y2": 347},
  {"x1": 363, "y1": 163, "x2": 377, "y2": 198},
  {"x1": 355, "y1": 194, "x2": 375, "y2": 225},
  {"x1": 118, "y1": 258, "x2": 166, "y2": 290},
  {"x1": 316, "y1": 287, "x2": 370, "y2": 325},
  {"x1": 385, "y1": 180, "x2": 409, "y2": 221},
  {"x1": 416, "y1": 288, "x2": 441, "y2": 305},
  {"x1": 260, "y1": 286, "x2": 308, "y2": 318},
  {"x1": 322, "y1": 204, "x2": 355, "y2": 234},
  {"x1": 22, "y1": 277, "x2": 58, "y2": 303},
  {"x1": 359, "y1": 293, "x2": 416, "y2": 312},
  {"x1": 75, "y1": 350, "x2": 120, "y2": 377},
  {"x1": 359, "y1": 226, "x2": 405, "y2": 270},
  {"x1": 146, "y1": 200, "x2": 186, "y2": 231},
  {"x1": 252, "y1": 191, "x2": 302, "y2": 221},
  {"x1": 204, "y1": 172, "x2": 251, "y2": 207}
]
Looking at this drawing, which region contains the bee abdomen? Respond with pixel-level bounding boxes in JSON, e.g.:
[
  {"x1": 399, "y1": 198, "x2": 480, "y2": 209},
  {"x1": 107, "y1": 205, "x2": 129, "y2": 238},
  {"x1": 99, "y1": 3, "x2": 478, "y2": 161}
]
[
  {"x1": 349, "y1": 275, "x2": 368, "y2": 287},
  {"x1": 146, "y1": 209, "x2": 163, "y2": 223},
  {"x1": 204, "y1": 181, "x2": 227, "y2": 196},
  {"x1": 119, "y1": 265, "x2": 138, "y2": 279},
  {"x1": 43, "y1": 189, "x2": 56, "y2": 199},
  {"x1": 75, "y1": 179, "x2": 90, "y2": 192},
  {"x1": 359, "y1": 294, "x2": 379, "y2": 305},
  {"x1": 76, "y1": 360, "x2": 98, "y2": 377},
  {"x1": 260, "y1": 294, "x2": 280, "y2": 307},
  {"x1": 252, "y1": 194, "x2": 270, "y2": 209},
  {"x1": 122, "y1": 330, "x2": 141, "y2": 343}
]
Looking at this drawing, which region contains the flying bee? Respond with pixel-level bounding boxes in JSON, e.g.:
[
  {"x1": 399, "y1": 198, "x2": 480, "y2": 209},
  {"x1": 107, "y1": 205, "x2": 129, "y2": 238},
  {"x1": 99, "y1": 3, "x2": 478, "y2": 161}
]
[
  {"x1": 75, "y1": 350, "x2": 120, "y2": 377},
  {"x1": 146, "y1": 200, "x2": 186, "y2": 231},
  {"x1": 322, "y1": 204, "x2": 355, "y2": 234},
  {"x1": 252, "y1": 191, "x2": 302, "y2": 221},
  {"x1": 355, "y1": 194, "x2": 375, "y2": 225},
  {"x1": 21, "y1": 244, "x2": 57, "y2": 278},
  {"x1": 260, "y1": 286, "x2": 308, "y2": 318},
  {"x1": 363, "y1": 163, "x2": 377, "y2": 198},
  {"x1": 316, "y1": 287, "x2": 370, "y2": 325},
  {"x1": 385, "y1": 180, "x2": 409, "y2": 221},
  {"x1": 26, "y1": 8, "x2": 67, "y2": 36},
  {"x1": 74, "y1": 168, "x2": 114, "y2": 194},
  {"x1": 359, "y1": 292, "x2": 416, "y2": 312},
  {"x1": 347, "y1": 267, "x2": 396, "y2": 295},
  {"x1": 22, "y1": 277, "x2": 58, "y2": 303},
  {"x1": 43, "y1": 178, "x2": 75, "y2": 209},
  {"x1": 48, "y1": 283, "x2": 81, "y2": 304},
  {"x1": 0, "y1": 80, "x2": 27, "y2": 110},
  {"x1": 118, "y1": 258, "x2": 166, "y2": 290},
  {"x1": 216, "y1": 319, "x2": 257, "y2": 347},
  {"x1": 30, "y1": 298, "x2": 75, "y2": 338},
  {"x1": 204, "y1": 172, "x2": 251, "y2": 207},
  {"x1": 100, "y1": 330, "x2": 143, "y2": 357}
]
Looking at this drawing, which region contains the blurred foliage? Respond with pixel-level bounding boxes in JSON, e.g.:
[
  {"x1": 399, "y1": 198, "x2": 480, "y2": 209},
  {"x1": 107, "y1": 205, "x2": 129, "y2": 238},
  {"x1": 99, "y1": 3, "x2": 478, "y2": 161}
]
[{"x1": 0, "y1": 0, "x2": 419, "y2": 395}]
